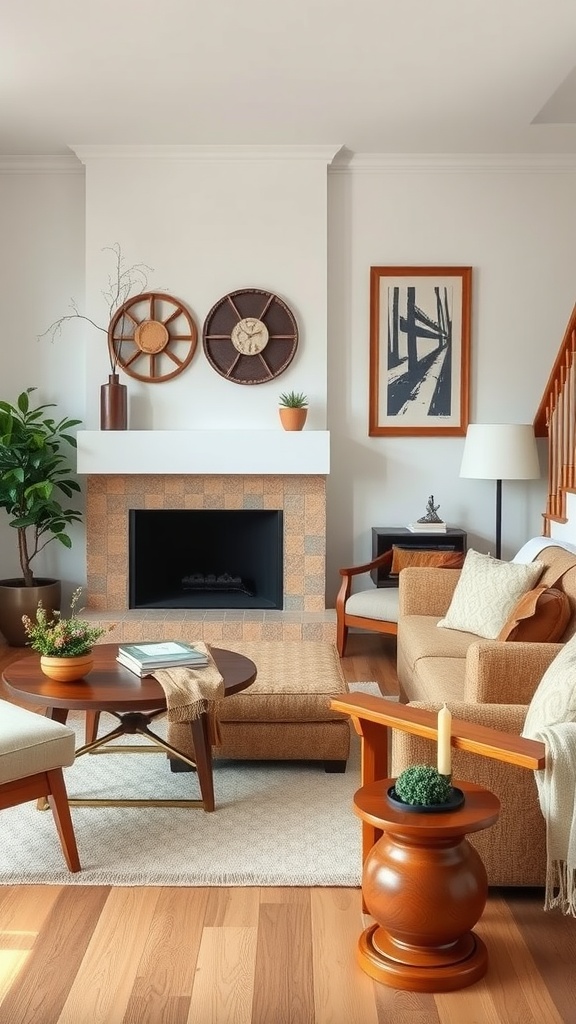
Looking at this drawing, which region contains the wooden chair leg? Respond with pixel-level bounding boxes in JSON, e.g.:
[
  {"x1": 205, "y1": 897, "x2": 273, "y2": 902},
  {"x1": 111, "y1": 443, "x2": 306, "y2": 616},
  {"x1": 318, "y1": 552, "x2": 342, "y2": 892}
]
[
  {"x1": 46, "y1": 768, "x2": 81, "y2": 872},
  {"x1": 336, "y1": 618, "x2": 349, "y2": 657}
]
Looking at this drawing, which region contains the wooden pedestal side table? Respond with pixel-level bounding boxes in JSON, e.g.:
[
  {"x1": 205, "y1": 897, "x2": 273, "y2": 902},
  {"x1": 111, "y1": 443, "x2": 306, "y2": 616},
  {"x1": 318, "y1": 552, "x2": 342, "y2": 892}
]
[
  {"x1": 354, "y1": 779, "x2": 500, "y2": 993},
  {"x1": 329, "y1": 693, "x2": 546, "y2": 993}
]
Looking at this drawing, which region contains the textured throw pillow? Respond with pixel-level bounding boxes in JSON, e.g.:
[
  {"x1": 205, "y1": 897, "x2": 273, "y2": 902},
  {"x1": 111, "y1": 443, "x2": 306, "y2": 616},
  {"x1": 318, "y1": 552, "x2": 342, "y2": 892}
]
[
  {"x1": 522, "y1": 631, "x2": 576, "y2": 738},
  {"x1": 498, "y1": 586, "x2": 571, "y2": 643},
  {"x1": 437, "y1": 549, "x2": 545, "y2": 639},
  {"x1": 390, "y1": 546, "x2": 465, "y2": 575}
]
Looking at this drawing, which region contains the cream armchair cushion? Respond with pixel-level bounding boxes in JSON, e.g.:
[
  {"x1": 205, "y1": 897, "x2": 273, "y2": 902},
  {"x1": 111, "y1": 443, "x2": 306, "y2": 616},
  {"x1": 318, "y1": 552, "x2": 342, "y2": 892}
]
[{"x1": 344, "y1": 589, "x2": 399, "y2": 622}]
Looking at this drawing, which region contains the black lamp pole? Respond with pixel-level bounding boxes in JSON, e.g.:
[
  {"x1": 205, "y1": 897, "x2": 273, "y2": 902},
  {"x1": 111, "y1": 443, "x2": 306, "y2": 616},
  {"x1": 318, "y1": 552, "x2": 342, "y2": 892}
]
[{"x1": 495, "y1": 479, "x2": 502, "y2": 560}]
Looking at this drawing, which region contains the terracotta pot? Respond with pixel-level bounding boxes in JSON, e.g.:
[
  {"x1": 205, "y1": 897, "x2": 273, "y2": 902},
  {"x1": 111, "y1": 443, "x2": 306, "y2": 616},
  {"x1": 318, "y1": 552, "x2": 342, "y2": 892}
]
[
  {"x1": 100, "y1": 373, "x2": 128, "y2": 430},
  {"x1": 0, "y1": 578, "x2": 61, "y2": 647},
  {"x1": 279, "y1": 407, "x2": 307, "y2": 431},
  {"x1": 40, "y1": 652, "x2": 95, "y2": 682}
]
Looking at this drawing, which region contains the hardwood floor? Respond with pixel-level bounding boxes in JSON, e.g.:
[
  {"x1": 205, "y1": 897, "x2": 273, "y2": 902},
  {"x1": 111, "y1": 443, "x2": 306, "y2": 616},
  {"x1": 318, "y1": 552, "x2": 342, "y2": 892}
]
[{"x1": 0, "y1": 634, "x2": 575, "y2": 1024}]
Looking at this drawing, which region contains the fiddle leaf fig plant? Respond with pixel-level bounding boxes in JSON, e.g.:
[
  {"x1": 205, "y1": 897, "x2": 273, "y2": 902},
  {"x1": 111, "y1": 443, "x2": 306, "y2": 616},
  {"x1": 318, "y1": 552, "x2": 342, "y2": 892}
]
[
  {"x1": 394, "y1": 764, "x2": 452, "y2": 806},
  {"x1": 0, "y1": 388, "x2": 82, "y2": 587}
]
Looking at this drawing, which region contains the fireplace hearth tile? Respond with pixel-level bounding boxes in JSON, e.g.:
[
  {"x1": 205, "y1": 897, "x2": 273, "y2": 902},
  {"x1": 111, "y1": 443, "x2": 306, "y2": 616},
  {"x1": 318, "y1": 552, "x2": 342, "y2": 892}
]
[
  {"x1": 85, "y1": 608, "x2": 336, "y2": 645},
  {"x1": 222, "y1": 622, "x2": 244, "y2": 641}
]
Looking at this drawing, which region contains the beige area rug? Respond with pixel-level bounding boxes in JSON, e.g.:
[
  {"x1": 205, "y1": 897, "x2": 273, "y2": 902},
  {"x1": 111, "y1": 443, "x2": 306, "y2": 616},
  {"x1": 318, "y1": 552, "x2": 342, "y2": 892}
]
[{"x1": 0, "y1": 683, "x2": 394, "y2": 887}]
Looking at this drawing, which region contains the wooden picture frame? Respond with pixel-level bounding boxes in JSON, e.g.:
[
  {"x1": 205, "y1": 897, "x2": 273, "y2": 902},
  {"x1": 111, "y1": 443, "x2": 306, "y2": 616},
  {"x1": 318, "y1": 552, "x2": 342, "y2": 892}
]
[{"x1": 369, "y1": 266, "x2": 472, "y2": 437}]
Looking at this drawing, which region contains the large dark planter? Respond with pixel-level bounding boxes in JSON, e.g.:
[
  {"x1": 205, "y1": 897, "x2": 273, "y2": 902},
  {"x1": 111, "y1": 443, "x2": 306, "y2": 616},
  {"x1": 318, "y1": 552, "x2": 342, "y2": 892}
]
[{"x1": 0, "y1": 578, "x2": 61, "y2": 647}]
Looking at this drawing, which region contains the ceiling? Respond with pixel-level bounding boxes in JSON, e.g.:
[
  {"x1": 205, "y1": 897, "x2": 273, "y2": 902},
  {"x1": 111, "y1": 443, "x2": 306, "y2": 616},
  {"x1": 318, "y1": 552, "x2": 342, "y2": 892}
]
[{"x1": 3, "y1": 0, "x2": 576, "y2": 157}]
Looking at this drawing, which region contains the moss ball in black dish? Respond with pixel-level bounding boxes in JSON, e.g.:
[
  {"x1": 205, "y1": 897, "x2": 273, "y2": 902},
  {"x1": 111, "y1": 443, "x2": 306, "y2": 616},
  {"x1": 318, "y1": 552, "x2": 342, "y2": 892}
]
[{"x1": 394, "y1": 764, "x2": 452, "y2": 806}]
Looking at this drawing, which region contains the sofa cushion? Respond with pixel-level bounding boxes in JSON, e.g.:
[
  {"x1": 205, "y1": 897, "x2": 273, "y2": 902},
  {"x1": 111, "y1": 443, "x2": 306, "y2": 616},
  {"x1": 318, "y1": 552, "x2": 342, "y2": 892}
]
[
  {"x1": 515, "y1": 545, "x2": 576, "y2": 641},
  {"x1": 398, "y1": 614, "x2": 477, "y2": 673},
  {"x1": 498, "y1": 586, "x2": 571, "y2": 643},
  {"x1": 402, "y1": 656, "x2": 467, "y2": 703},
  {"x1": 437, "y1": 549, "x2": 544, "y2": 639}
]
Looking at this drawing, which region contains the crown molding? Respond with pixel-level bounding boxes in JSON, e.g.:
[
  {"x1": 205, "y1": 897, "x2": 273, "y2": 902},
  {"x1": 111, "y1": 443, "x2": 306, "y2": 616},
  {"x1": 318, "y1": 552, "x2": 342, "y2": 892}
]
[
  {"x1": 330, "y1": 152, "x2": 576, "y2": 174},
  {"x1": 0, "y1": 155, "x2": 84, "y2": 174},
  {"x1": 70, "y1": 144, "x2": 344, "y2": 164}
]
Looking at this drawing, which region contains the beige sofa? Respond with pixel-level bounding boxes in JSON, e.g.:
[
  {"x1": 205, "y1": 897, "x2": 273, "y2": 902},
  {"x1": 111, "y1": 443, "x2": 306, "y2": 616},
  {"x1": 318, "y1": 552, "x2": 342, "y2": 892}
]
[{"x1": 392, "y1": 538, "x2": 576, "y2": 887}]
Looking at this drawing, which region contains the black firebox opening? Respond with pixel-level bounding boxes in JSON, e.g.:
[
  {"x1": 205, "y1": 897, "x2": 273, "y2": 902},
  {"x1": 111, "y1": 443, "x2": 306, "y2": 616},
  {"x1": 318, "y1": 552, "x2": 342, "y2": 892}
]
[{"x1": 129, "y1": 509, "x2": 284, "y2": 610}]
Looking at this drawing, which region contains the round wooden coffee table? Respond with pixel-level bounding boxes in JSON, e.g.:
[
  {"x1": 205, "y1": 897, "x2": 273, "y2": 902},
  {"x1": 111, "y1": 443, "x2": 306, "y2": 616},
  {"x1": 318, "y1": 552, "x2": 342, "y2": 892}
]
[{"x1": 2, "y1": 644, "x2": 257, "y2": 812}]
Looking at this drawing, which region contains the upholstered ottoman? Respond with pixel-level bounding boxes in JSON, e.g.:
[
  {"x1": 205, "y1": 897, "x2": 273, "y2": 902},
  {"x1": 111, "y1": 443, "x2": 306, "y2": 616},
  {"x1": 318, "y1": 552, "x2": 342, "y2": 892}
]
[{"x1": 170, "y1": 641, "x2": 351, "y2": 772}]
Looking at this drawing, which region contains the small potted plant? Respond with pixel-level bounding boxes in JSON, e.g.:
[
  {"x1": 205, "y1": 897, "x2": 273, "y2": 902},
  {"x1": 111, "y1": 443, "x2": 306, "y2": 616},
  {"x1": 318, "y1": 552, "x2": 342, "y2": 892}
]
[
  {"x1": 388, "y1": 764, "x2": 463, "y2": 812},
  {"x1": 22, "y1": 588, "x2": 113, "y2": 682},
  {"x1": 0, "y1": 388, "x2": 82, "y2": 645},
  {"x1": 278, "y1": 391, "x2": 308, "y2": 431}
]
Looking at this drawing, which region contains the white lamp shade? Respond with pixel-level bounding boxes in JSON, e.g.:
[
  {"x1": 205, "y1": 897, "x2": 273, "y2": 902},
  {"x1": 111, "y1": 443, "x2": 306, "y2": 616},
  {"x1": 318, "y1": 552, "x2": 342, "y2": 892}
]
[{"x1": 460, "y1": 424, "x2": 540, "y2": 481}]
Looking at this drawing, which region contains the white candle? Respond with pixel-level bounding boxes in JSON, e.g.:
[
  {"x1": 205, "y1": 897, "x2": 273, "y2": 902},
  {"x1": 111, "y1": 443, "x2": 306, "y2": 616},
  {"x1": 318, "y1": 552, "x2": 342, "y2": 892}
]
[{"x1": 437, "y1": 703, "x2": 452, "y2": 776}]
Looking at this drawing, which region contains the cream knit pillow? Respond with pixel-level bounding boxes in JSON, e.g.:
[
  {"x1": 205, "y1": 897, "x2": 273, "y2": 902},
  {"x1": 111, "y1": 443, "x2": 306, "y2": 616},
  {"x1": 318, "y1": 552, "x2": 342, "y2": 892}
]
[
  {"x1": 437, "y1": 549, "x2": 544, "y2": 639},
  {"x1": 522, "y1": 632, "x2": 576, "y2": 738}
]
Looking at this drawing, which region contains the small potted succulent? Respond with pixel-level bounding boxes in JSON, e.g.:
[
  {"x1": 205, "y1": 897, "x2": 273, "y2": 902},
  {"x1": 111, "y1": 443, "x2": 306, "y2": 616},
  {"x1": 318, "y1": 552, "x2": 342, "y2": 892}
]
[
  {"x1": 278, "y1": 391, "x2": 308, "y2": 431},
  {"x1": 22, "y1": 587, "x2": 114, "y2": 682},
  {"x1": 388, "y1": 764, "x2": 463, "y2": 812}
]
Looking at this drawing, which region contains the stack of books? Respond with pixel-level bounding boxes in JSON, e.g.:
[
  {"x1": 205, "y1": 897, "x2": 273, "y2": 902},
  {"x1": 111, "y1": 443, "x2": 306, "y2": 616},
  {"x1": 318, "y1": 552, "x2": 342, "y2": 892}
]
[
  {"x1": 117, "y1": 641, "x2": 210, "y2": 677},
  {"x1": 407, "y1": 521, "x2": 448, "y2": 533}
]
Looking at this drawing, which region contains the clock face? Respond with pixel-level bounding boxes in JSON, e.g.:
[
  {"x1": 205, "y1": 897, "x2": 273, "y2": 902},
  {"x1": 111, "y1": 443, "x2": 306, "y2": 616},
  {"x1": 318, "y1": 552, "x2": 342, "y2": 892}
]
[
  {"x1": 230, "y1": 317, "x2": 270, "y2": 355},
  {"x1": 202, "y1": 288, "x2": 299, "y2": 385}
]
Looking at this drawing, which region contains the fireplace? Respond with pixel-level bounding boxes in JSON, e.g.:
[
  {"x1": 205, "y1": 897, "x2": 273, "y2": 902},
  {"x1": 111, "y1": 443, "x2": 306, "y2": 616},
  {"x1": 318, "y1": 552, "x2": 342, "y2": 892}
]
[
  {"x1": 129, "y1": 509, "x2": 283, "y2": 609},
  {"x1": 85, "y1": 472, "x2": 327, "y2": 617}
]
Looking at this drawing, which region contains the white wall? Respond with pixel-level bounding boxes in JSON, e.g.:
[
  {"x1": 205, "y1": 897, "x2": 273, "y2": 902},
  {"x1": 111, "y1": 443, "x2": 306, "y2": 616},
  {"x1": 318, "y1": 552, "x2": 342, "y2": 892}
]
[
  {"x1": 0, "y1": 160, "x2": 86, "y2": 599},
  {"x1": 2, "y1": 151, "x2": 576, "y2": 607},
  {"x1": 74, "y1": 145, "x2": 337, "y2": 431},
  {"x1": 326, "y1": 155, "x2": 576, "y2": 602}
]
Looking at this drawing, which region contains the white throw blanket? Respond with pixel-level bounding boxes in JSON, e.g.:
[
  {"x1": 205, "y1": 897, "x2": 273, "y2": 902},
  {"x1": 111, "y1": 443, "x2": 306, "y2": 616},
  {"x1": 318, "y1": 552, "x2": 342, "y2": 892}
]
[
  {"x1": 530, "y1": 723, "x2": 576, "y2": 914},
  {"x1": 522, "y1": 626, "x2": 576, "y2": 915}
]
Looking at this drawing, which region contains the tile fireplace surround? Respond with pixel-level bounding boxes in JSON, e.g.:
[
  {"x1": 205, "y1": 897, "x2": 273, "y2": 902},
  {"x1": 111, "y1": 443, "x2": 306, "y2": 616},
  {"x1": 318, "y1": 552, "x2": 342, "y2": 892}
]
[{"x1": 79, "y1": 429, "x2": 336, "y2": 645}]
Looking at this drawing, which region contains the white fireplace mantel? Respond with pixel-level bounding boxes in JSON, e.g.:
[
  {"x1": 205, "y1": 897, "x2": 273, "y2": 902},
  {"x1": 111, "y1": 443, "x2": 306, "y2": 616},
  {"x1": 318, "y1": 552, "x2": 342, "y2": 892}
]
[{"x1": 76, "y1": 430, "x2": 330, "y2": 475}]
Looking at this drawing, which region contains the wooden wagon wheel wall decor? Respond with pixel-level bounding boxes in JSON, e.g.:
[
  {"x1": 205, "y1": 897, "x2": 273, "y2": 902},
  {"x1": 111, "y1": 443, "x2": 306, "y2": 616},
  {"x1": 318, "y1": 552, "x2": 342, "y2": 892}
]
[
  {"x1": 108, "y1": 292, "x2": 198, "y2": 382},
  {"x1": 202, "y1": 288, "x2": 299, "y2": 385}
]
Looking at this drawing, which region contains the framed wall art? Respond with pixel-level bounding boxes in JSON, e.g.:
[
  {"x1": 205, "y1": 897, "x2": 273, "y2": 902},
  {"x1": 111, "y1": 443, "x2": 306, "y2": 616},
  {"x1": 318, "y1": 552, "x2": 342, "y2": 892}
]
[{"x1": 369, "y1": 266, "x2": 472, "y2": 437}]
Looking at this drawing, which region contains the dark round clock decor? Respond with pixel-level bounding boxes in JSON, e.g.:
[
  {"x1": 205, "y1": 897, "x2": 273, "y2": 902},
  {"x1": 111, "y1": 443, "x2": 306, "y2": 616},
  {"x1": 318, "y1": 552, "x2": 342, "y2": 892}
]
[
  {"x1": 108, "y1": 292, "x2": 198, "y2": 383},
  {"x1": 202, "y1": 287, "x2": 299, "y2": 385}
]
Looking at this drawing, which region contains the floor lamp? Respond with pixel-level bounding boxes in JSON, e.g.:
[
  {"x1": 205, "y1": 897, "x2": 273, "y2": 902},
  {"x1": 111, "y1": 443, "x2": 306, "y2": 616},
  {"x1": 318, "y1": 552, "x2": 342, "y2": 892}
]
[{"x1": 460, "y1": 423, "x2": 540, "y2": 559}]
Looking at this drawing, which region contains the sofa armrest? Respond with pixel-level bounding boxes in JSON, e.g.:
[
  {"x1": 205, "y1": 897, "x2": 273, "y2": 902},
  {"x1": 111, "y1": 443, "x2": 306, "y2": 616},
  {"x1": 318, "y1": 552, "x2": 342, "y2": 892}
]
[
  {"x1": 399, "y1": 566, "x2": 461, "y2": 617},
  {"x1": 463, "y1": 640, "x2": 562, "y2": 704}
]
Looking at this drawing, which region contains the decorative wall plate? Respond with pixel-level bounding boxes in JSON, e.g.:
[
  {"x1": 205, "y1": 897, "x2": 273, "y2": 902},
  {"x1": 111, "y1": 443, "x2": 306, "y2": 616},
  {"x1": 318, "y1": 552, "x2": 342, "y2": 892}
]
[
  {"x1": 202, "y1": 288, "x2": 299, "y2": 384},
  {"x1": 108, "y1": 292, "x2": 198, "y2": 382}
]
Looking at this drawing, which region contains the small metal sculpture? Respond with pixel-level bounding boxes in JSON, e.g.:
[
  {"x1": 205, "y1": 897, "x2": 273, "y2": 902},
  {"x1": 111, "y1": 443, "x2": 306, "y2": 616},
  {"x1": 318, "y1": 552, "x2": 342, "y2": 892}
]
[{"x1": 417, "y1": 496, "x2": 444, "y2": 524}]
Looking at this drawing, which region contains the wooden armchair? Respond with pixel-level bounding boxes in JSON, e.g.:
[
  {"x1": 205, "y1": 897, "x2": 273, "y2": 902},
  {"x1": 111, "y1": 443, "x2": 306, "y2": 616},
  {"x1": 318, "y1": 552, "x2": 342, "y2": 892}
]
[{"x1": 336, "y1": 549, "x2": 398, "y2": 656}]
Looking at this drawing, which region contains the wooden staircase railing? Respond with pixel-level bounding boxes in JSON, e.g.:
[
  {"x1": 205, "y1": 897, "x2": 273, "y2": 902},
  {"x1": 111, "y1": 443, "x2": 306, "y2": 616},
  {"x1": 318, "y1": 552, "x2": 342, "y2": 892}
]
[{"x1": 534, "y1": 302, "x2": 576, "y2": 531}]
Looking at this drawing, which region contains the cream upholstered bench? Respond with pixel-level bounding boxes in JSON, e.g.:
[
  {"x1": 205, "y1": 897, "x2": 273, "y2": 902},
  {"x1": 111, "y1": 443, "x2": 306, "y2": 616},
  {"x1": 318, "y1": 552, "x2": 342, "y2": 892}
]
[
  {"x1": 0, "y1": 700, "x2": 80, "y2": 871},
  {"x1": 169, "y1": 641, "x2": 351, "y2": 772}
]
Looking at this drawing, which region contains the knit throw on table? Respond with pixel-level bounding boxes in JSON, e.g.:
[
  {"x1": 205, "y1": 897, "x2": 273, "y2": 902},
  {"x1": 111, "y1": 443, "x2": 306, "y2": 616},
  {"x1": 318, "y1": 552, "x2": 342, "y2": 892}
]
[{"x1": 152, "y1": 642, "x2": 224, "y2": 745}]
